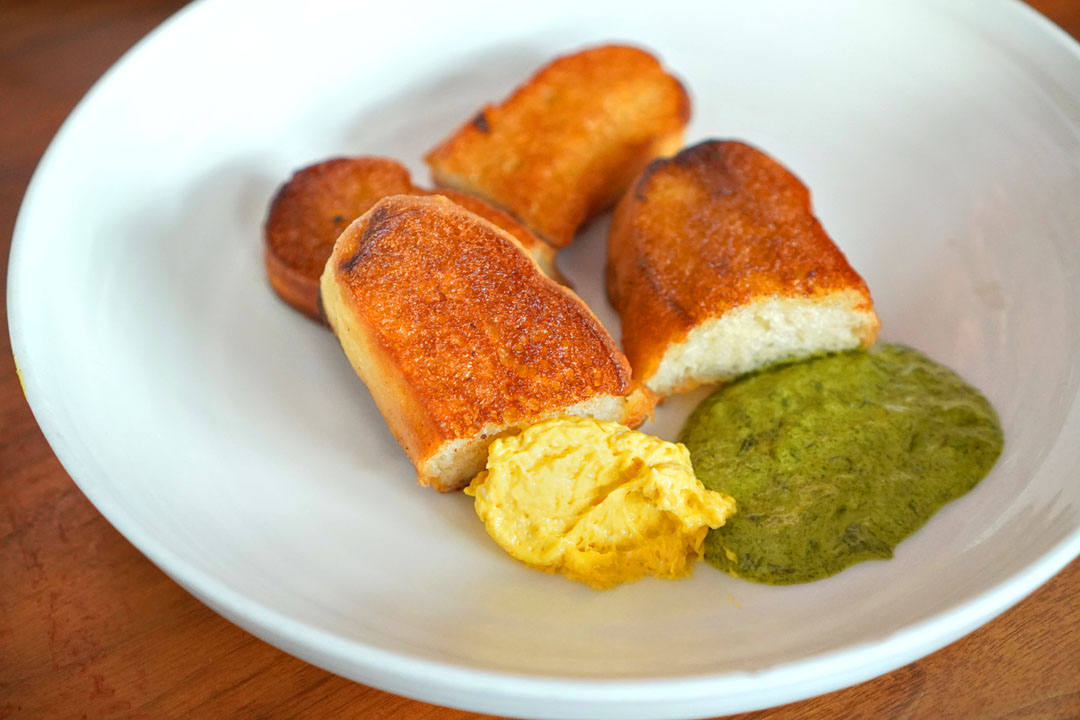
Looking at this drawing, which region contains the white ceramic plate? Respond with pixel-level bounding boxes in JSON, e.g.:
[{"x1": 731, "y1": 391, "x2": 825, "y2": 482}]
[{"x1": 9, "y1": 0, "x2": 1080, "y2": 717}]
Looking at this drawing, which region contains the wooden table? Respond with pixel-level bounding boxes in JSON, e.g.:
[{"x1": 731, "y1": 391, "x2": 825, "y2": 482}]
[{"x1": 2, "y1": 2, "x2": 1078, "y2": 717}]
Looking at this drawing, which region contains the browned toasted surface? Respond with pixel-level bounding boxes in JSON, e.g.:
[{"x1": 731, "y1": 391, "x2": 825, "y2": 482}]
[
  {"x1": 425, "y1": 44, "x2": 690, "y2": 247},
  {"x1": 607, "y1": 140, "x2": 876, "y2": 381},
  {"x1": 424, "y1": 187, "x2": 543, "y2": 256},
  {"x1": 329, "y1": 194, "x2": 632, "y2": 446},
  {"x1": 264, "y1": 157, "x2": 413, "y2": 321},
  {"x1": 265, "y1": 157, "x2": 561, "y2": 321}
]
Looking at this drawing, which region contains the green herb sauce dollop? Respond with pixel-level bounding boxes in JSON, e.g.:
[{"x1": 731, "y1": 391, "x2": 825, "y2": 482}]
[{"x1": 680, "y1": 344, "x2": 1004, "y2": 584}]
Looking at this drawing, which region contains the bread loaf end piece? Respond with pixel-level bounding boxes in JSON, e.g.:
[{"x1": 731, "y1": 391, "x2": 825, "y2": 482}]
[{"x1": 607, "y1": 140, "x2": 879, "y2": 397}]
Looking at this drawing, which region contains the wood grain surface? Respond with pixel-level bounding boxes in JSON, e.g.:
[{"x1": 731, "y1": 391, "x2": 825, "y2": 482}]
[{"x1": 2, "y1": 1, "x2": 1079, "y2": 718}]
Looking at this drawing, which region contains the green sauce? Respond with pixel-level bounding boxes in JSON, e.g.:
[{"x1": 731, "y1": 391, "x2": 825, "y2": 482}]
[{"x1": 680, "y1": 344, "x2": 1003, "y2": 584}]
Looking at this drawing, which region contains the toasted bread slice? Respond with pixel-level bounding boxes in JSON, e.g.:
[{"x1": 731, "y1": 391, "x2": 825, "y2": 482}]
[
  {"x1": 425, "y1": 44, "x2": 691, "y2": 248},
  {"x1": 607, "y1": 140, "x2": 880, "y2": 397},
  {"x1": 321, "y1": 194, "x2": 652, "y2": 491},
  {"x1": 265, "y1": 157, "x2": 560, "y2": 322}
]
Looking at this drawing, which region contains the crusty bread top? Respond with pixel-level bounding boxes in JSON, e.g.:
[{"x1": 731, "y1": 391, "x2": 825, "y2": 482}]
[
  {"x1": 419, "y1": 187, "x2": 562, "y2": 283},
  {"x1": 328, "y1": 194, "x2": 634, "y2": 441},
  {"x1": 424, "y1": 187, "x2": 544, "y2": 260},
  {"x1": 425, "y1": 44, "x2": 691, "y2": 248},
  {"x1": 607, "y1": 140, "x2": 876, "y2": 383},
  {"x1": 264, "y1": 157, "x2": 413, "y2": 321}
]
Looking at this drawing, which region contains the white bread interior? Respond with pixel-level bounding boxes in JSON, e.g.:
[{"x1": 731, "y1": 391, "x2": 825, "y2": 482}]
[
  {"x1": 647, "y1": 290, "x2": 879, "y2": 396},
  {"x1": 420, "y1": 392, "x2": 650, "y2": 491}
]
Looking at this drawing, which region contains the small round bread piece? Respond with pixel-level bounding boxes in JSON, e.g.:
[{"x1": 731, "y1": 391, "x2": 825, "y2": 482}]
[
  {"x1": 264, "y1": 157, "x2": 413, "y2": 322},
  {"x1": 607, "y1": 140, "x2": 880, "y2": 397}
]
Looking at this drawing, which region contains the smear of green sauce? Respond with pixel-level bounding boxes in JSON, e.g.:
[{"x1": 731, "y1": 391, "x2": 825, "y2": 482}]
[{"x1": 680, "y1": 344, "x2": 1003, "y2": 584}]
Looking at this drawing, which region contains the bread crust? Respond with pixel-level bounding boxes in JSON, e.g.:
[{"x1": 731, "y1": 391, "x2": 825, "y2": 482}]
[
  {"x1": 420, "y1": 188, "x2": 563, "y2": 284},
  {"x1": 425, "y1": 44, "x2": 691, "y2": 248},
  {"x1": 607, "y1": 140, "x2": 879, "y2": 394},
  {"x1": 265, "y1": 157, "x2": 560, "y2": 322},
  {"x1": 322, "y1": 194, "x2": 648, "y2": 490}
]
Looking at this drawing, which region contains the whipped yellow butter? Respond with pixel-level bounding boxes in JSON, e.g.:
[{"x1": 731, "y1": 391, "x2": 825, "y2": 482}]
[{"x1": 465, "y1": 416, "x2": 736, "y2": 589}]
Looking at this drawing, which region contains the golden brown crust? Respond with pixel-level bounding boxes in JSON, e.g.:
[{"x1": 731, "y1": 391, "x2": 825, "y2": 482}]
[
  {"x1": 419, "y1": 188, "x2": 563, "y2": 283},
  {"x1": 607, "y1": 140, "x2": 877, "y2": 384},
  {"x1": 324, "y1": 195, "x2": 636, "y2": 485},
  {"x1": 264, "y1": 157, "x2": 413, "y2": 322},
  {"x1": 265, "y1": 157, "x2": 562, "y2": 321},
  {"x1": 425, "y1": 44, "x2": 691, "y2": 248}
]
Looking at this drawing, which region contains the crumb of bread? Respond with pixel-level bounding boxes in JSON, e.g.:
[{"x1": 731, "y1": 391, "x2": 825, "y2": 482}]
[
  {"x1": 648, "y1": 291, "x2": 878, "y2": 396},
  {"x1": 421, "y1": 392, "x2": 647, "y2": 492}
]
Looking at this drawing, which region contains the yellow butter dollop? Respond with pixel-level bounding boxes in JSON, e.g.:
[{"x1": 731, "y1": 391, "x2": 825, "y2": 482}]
[{"x1": 465, "y1": 416, "x2": 736, "y2": 589}]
